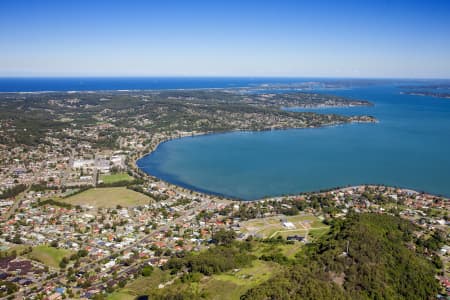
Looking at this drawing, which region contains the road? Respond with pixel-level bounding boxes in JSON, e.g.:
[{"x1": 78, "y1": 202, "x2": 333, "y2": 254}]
[
  {"x1": 2, "y1": 186, "x2": 30, "y2": 220},
  {"x1": 10, "y1": 200, "x2": 212, "y2": 299}
]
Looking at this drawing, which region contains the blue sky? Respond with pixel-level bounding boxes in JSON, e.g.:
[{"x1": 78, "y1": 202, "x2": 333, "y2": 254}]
[{"x1": 1, "y1": 0, "x2": 450, "y2": 78}]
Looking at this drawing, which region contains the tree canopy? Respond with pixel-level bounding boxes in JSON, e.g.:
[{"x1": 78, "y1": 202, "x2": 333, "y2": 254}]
[{"x1": 242, "y1": 213, "x2": 441, "y2": 300}]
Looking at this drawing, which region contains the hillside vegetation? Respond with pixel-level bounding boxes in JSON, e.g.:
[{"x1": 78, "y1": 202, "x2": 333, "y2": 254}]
[
  {"x1": 242, "y1": 213, "x2": 441, "y2": 300},
  {"x1": 137, "y1": 213, "x2": 441, "y2": 300}
]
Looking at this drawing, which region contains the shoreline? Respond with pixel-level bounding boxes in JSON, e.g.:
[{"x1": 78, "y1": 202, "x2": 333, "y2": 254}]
[
  {"x1": 129, "y1": 119, "x2": 450, "y2": 203},
  {"x1": 135, "y1": 139, "x2": 449, "y2": 201}
]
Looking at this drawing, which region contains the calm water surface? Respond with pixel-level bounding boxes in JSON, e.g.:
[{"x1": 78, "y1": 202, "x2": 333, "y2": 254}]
[
  {"x1": 0, "y1": 77, "x2": 320, "y2": 92},
  {"x1": 137, "y1": 84, "x2": 450, "y2": 200}
]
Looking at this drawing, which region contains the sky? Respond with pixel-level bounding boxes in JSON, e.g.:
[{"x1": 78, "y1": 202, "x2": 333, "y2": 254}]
[{"x1": 1, "y1": 0, "x2": 450, "y2": 78}]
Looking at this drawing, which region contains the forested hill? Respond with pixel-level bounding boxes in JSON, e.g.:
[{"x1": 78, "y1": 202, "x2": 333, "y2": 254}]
[{"x1": 242, "y1": 213, "x2": 441, "y2": 300}]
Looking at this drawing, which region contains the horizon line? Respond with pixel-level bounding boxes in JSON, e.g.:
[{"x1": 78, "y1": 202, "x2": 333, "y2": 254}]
[{"x1": 0, "y1": 75, "x2": 449, "y2": 80}]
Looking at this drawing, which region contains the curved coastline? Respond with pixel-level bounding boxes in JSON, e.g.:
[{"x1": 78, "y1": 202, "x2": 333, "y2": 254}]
[
  {"x1": 134, "y1": 130, "x2": 253, "y2": 201},
  {"x1": 133, "y1": 124, "x2": 450, "y2": 201},
  {"x1": 136, "y1": 133, "x2": 448, "y2": 200},
  {"x1": 133, "y1": 118, "x2": 405, "y2": 202}
]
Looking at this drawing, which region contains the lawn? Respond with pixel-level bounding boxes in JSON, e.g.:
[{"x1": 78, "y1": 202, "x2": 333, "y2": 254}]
[
  {"x1": 308, "y1": 227, "x2": 330, "y2": 240},
  {"x1": 61, "y1": 187, "x2": 152, "y2": 208},
  {"x1": 277, "y1": 243, "x2": 304, "y2": 258},
  {"x1": 100, "y1": 172, "x2": 134, "y2": 184},
  {"x1": 214, "y1": 259, "x2": 277, "y2": 282},
  {"x1": 271, "y1": 229, "x2": 308, "y2": 239},
  {"x1": 179, "y1": 259, "x2": 279, "y2": 299},
  {"x1": 148, "y1": 260, "x2": 280, "y2": 300},
  {"x1": 240, "y1": 214, "x2": 327, "y2": 239},
  {"x1": 106, "y1": 292, "x2": 135, "y2": 300},
  {"x1": 108, "y1": 269, "x2": 174, "y2": 300},
  {"x1": 111, "y1": 257, "x2": 280, "y2": 300},
  {"x1": 111, "y1": 243, "x2": 291, "y2": 300},
  {"x1": 28, "y1": 245, "x2": 73, "y2": 268}
]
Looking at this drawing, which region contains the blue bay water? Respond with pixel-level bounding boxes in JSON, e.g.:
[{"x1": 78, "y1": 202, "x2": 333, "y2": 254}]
[{"x1": 137, "y1": 84, "x2": 450, "y2": 200}]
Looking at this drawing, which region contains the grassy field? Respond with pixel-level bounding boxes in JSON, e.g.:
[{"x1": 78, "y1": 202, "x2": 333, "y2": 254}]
[
  {"x1": 100, "y1": 172, "x2": 134, "y2": 184},
  {"x1": 61, "y1": 187, "x2": 152, "y2": 208},
  {"x1": 28, "y1": 245, "x2": 73, "y2": 268},
  {"x1": 107, "y1": 269, "x2": 173, "y2": 299},
  {"x1": 240, "y1": 214, "x2": 328, "y2": 240},
  {"x1": 278, "y1": 243, "x2": 304, "y2": 258},
  {"x1": 115, "y1": 260, "x2": 280, "y2": 300},
  {"x1": 109, "y1": 241, "x2": 303, "y2": 299},
  {"x1": 308, "y1": 227, "x2": 330, "y2": 240},
  {"x1": 204, "y1": 259, "x2": 280, "y2": 299},
  {"x1": 106, "y1": 292, "x2": 135, "y2": 300}
]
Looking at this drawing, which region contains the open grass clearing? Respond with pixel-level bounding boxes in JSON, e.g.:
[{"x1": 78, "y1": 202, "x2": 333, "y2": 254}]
[
  {"x1": 241, "y1": 214, "x2": 326, "y2": 238},
  {"x1": 28, "y1": 245, "x2": 73, "y2": 268},
  {"x1": 60, "y1": 187, "x2": 152, "y2": 208},
  {"x1": 111, "y1": 269, "x2": 173, "y2": 299},
  {"x1": 278, "y1": 243, "x2": 304, "y2": 258},
  {"x1": 100, "y1": 172, "x2": 134, "y2": 184},
  {"x1": 106, "y1": 292, "x2": 135, "y2": 300},
  {"x1": 271, "y1": 229, "x2": 308, "y2": 239},
  {"x1": 197, "y1": 260, "x2": 281, "y2": 299},
  {"x1": 308, "y1": 227, "x2": 330, "y2": 240},
  {"x1": 113, "y1": 256, "x2": 280, "y2": 300}
]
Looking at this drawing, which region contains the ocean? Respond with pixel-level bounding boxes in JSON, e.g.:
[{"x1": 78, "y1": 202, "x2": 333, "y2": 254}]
[{"x1": 0, "y1": 77, "x2": 323, "y2": 92}]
